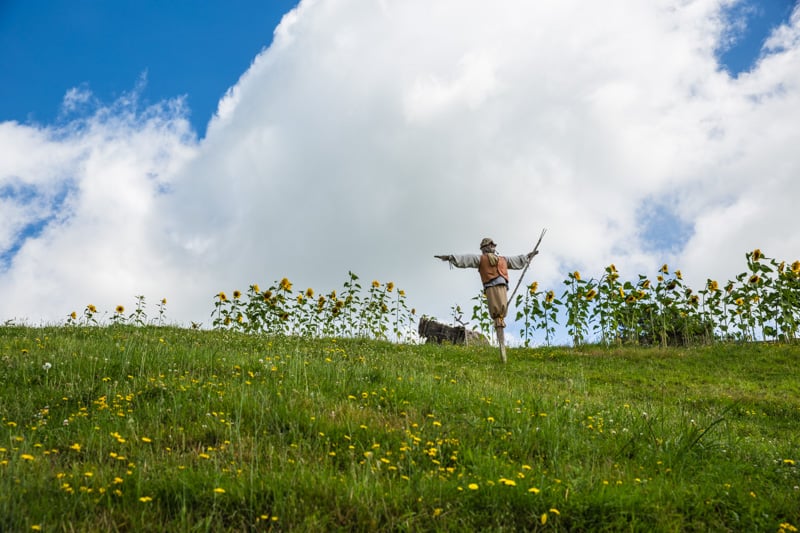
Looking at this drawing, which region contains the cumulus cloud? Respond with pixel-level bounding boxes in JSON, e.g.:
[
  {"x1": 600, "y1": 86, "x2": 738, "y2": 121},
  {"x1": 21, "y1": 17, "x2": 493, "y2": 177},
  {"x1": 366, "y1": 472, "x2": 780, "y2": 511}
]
[{"x1": 1, "y1": 0, "x2": 799, "y2": 341}]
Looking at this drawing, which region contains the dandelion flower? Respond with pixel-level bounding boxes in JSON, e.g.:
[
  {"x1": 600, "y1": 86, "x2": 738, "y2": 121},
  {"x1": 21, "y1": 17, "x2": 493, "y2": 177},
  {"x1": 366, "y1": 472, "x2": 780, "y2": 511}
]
[
  {"x1": 541, "y1": 513, "x2": 548, "y2": 525},
  {"x1": 42, "y1": 362, "x2": 52, "y2": 371},
  {"x1": 528, "y1": 487, "x2": 540, "y2": 494},
  {"x1": 468, "y1": 483, "x2": 479, "y2": 490},
  {"x1": 139, "y1": 496, "x2": 153, "y2": 502},
  {"x1": 21, "y1": 454, "x2": 35, "y2": 461},
  {"x1": 213, "y1": 488, "x2": 226, "y2": 494}
]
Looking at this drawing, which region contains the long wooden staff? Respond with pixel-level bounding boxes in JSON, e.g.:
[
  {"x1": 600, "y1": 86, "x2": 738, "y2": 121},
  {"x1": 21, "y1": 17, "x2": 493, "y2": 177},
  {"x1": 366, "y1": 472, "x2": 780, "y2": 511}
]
[{"x1": 507, "y1": 228, "x2": 547, "y2": 306}]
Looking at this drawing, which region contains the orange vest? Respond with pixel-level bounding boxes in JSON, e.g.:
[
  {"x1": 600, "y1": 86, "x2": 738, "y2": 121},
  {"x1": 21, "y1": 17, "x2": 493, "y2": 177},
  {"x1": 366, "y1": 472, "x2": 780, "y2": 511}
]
[{"x1": 479, "y1": 254, "x2": 509, "y2": 285}]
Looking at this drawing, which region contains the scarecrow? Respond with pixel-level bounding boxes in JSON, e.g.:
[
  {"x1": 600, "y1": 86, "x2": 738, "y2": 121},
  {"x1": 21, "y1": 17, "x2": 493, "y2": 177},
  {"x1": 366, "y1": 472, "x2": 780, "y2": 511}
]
[{"x1": 435, "y1": 231, "x2": 544, "y2": 362}]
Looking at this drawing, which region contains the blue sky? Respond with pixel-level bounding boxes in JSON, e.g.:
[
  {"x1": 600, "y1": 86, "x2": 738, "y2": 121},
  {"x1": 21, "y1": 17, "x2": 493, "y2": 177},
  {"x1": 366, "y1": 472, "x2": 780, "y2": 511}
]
[
  {"x1": 1, "y1": 1, "x2": 800, "y2": 342},
  {"x1": 1, "y1": 1, "x2": 298, "y2": 137}
]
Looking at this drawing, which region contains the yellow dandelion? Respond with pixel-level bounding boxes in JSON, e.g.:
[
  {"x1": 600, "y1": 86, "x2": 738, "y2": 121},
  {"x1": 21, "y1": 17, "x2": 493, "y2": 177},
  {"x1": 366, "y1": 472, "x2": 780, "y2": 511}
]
[
  {"x1": 528, "y1": 487, "x2": 540, "y2": 494},
  {"x1": 550, "y1": 508, "x2": 561, "y2": 515},
  {"x1": 468, "y1": 483, "x2": 479, "y2": 490},
  {"x1": 21, "y1": 454, "x2": 35, "y2": 461},
  {"x1": 139, "y1": 496, "x2": 153, "y2": 502},
  {"x1": 69, "y1": 443, "x2": 81, "y2": 452},
  {"x1": 141, "y1": 437, "x2": 152, "y2": 443},
  {"x1": 213, "y1": 488, "x2": 226, "y2": 494},
  {"x1": 541, "y1": 513, "x2": 548, "y2": 525}
]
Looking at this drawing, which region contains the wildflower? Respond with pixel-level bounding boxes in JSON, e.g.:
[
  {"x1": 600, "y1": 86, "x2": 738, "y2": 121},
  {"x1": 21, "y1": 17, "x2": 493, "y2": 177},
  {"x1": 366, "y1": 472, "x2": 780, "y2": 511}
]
[
  {"x1": 42, "y1": 362, "x2": 52, "y2": 371},
  {"x1": 749, "y1": 274, "x2": 760, "y2": 284},
  {"x1": 69, "y1": 443, "x2": 81, "y2": 452},
  {"x1": 528, "y1": 487, "x2": 540, "y2": 494},
  {"x1": 660, "y1": 263, "x2": 669, "y2": 273},
  {"x1": 233, "y1": 290, "x2": 241, "y2": 299},
  {"x1": 280, "y1": 278, "x2": 292, "y2": 291},
  {"x1": 141, "y1": 437, "x2": 152, "y2": 443},
  {"x1": 218, "y1": 292, "x2": 227, "y2": 301},
  {"x1": 432, "y1": 508, "x2": 442, "y2": 517},
  {"x1": 541, "y1": 513, "x2": 548, "y2": 525},
  {"x1": 468, "y1": 483, "x2": 479, "y2": 490},
  {"x1": 529, "y1": 281, "x2": 539, "y2": 294},
  {"x1": 783, "y1": 459, "x2": 796, "y2": 465},
  {"x1": 752, "y1": 248, "x2": 762, "y2": 261},
  {"x1": 21, "y1": 454, "x2": 35, "y2": 461},
  {"x1": 213, "y1": 488, "x2": 226, "y2": 494},
  {"x1": 573, "y1": 271, "x2": 581, "y2": 281},
  {"x1": 657, "y1": 275, "x2": 664, "y2": 282},
  {"x1": 115, "y1": 305, "x2": 124, "y2": 314},
  {"x1": 139, "y1": 496, "x2": 153, "y2": 502},
  {"x1": 725, "y1": 281, "x2": 734, "y2": 293},
  {"x1": 550, "y1": 508, "x2": 560, "y2": 515}
]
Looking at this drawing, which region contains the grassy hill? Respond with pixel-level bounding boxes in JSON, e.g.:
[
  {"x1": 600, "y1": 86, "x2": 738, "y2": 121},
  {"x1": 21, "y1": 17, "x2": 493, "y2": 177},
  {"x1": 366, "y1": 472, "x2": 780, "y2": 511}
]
[{"x1": 1, "y1": 325, "x2": 798, "y2": 531}]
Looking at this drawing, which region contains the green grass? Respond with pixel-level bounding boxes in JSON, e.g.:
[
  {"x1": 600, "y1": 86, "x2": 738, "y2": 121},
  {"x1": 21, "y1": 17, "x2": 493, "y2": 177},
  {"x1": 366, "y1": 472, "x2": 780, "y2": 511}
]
[{"x1": 1, "y1": 325, "x2": 798, "y2": 532}]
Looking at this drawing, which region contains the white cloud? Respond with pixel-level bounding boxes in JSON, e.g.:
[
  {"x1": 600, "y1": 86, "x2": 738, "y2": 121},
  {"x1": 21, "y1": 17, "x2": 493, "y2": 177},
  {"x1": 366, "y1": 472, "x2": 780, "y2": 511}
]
[{"x1": 1, "y1": 0, "x2": 799, "y2": 340}]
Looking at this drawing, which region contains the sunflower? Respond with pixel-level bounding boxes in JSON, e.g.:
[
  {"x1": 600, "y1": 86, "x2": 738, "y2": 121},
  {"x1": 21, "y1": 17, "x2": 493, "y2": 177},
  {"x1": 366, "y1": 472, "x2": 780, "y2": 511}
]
[
  {"x1": 529, "y1": 282, "x2": 539, "y2": 295},
  {"x1": 749, "y1": 274, "x2": 760, "y2": 285},
  {"x1": 585, "y1": 289, "x2": 597, "y2": 301},
  {"x1": 280, "y1": 278, "x2": 293, "y2": 292},
  {"x1": 545, "y1": 291, "x2": 555, "y2": 304},
  {"x1": 752, "y1": 248, "x2": 762, "y2": 261},
  {"x1": 115, "y1": 305, "x2": 125, "y2": 314},
  {"x1": 660, "y1": 264, "x2": 669, "y2": 274},
  {"x1": 708, "y1": 280, "x2": 719, "y2": 292}
]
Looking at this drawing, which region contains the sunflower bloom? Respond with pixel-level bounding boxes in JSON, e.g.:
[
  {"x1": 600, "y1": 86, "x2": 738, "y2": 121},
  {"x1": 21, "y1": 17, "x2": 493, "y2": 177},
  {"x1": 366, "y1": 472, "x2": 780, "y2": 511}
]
[
  {"x1": 386, "y1": 282, "x2": 395, "y2": 292},
  {"x1": 792, "y1": 261, "x2": 800, "y2": 274},
  {"x1": 641, "y1": 279, "x2": 651, "y2": 289},
  {"x1": 752, "y1": 248, "x2": 762, "y2": 261},
  {"x1": 585, "y1": 289, "x2": 597, "y2": 301},
  {"x1": 371, "y1": 280, "x2": 380, "y2": 288},
  {"x1": 708, "y1": 280, "x2": 719, "y2": 292},
  {"x1": 280, "y1": 278, "x2": 292, "y2": 291},
  {"x1": 660, "y1": 264, "x2": 669, "y2": 273},
  {"x1": 573, "y1": 271, "x2": 581, "y2": 281},
  {"x1": 115, "y1": 305, "x2": 125, "y2": 314},
  {"x1": 233, "y1": 290, "x2": 241, "y2": 299},
  {"x1": 218, "y1": 292, "x2": 227, "y2": 301},
  {"x1": 306, "y1": 288, "x2": 314, "y2": 298},
  {"x1": 675, "y1": 270, "x2": 682, "y2": 280},
  {"x1": 529, "y1": 282, "x2": 539, "y2": 294},
  {"x1": 545, "y1": 291, "x2": 555, "y2": 304},
  {"x1": 749, "y1": 274, "x2": 760, "y2": 284}
]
